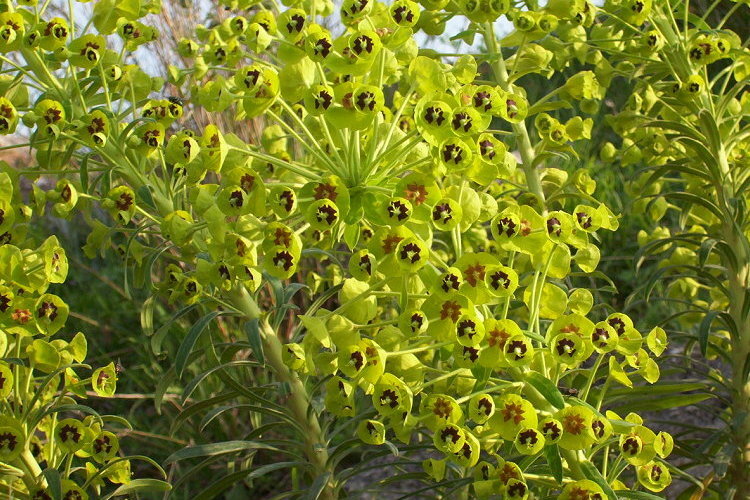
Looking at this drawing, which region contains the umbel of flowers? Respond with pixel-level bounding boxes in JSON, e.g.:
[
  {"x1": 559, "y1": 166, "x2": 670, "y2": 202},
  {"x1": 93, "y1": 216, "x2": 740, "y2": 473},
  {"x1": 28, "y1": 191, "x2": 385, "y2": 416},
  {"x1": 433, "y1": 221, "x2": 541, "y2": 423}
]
[{"x1": 2, "y1": 0, "x2": 734, "y2": 496}]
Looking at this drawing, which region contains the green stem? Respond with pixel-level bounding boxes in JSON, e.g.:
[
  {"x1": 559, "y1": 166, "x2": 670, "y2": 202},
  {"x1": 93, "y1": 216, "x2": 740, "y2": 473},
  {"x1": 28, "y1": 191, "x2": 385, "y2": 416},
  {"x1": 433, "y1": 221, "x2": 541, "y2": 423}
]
[
  {"x1": 228, "y1": 287, "x2": 336, "y2": 499},
  {"x1": 483, "y1": 23, "x2": 546, "y2": 207}
]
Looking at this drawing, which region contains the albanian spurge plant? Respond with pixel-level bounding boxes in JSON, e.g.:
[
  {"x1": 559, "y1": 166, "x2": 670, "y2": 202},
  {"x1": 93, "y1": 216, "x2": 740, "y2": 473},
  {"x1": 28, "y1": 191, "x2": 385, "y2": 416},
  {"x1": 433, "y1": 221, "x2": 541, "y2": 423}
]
[
  {"x1": 0, "y1": 171, "x2": 169, "y2": 497},
  {"x1": 593, "y1": 0, "x2": 750, "y2": 497},
  {"x1": 2, "y1": 0, "x2": 744, "y2": 496}
]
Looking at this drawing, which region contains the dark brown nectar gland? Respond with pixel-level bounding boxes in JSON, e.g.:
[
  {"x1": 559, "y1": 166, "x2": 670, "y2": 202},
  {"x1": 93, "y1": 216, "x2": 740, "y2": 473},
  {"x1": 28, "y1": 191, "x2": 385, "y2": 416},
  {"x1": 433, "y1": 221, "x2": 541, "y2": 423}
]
[
  {"x1": 440, "y1": 426, "x2": 462, "y2": 444},
  {"x1": 399, "y1": 242, "x2": 422, "y2": 263},
  {"x1": 489, "y1": 270, "x2": 511, "y2": 290},
  {"x1": 479, "y1": 139, "x2": 497, "y2": 160},
  {"x1": 451, "y1": 112, "x2": 473, "y2": 133},
  {"x1": 473, "y1": 91, "x2": 493, "y2": 112},
  {"x1": 432, "y1": 203, "x2": 454, "y2": 225},
  {"x1": 622, "y1": 436, "x2": 641, "y2": 455},
  {"x1": 576, "y1": 211, "x2": 593, "y2": 229},
  {"x1": 0, "y1": 431, "x2": 17, "y2": 451},
  {"x1": 59, "y1": 424, "x2": 81, "y2": 443},
  {"x1": 381, "y1": 234, "x2": 403, "y2": 254},
  {"x1": 403, "y1": 183, "x2": 428, "y2": 205},
  {"x1": 424, "y1": 106, "x2": 446, "y2": 126},
  {"x1": 477, "y1": 397, "x2": 493, "y2": 416},
  {"x1": 463, "y1": 263, "x2": 486, "y2": 287},
  {"x1": 37, "y1": 301, "x2": 58, "y2": 322},
  {"x1": 487, "y1": 328, "x2": 510, "y2": 348},
  {"x1": 379, "y1": 389, "x2": 400, "y2": 409},
  {"x1": 272, "y1": 250, "x2": 295, "y2": 271},
  {"x1": 315, "y1": 205, "x2": 338, "y2": 225},
  {"x1": 358, "y1": 255, "x2": 372, "y2": 275},
  {"x1": 387, "y1": 200, "x2": 410, "y2": 221},
  {"x1": 546, "y1": 217, "x2": 562, "y2": 237},
  {"x1": 591, "y1": 420, "x2": 606, "y2": 439},
  {"x1": 457, "y1": 318, "x2": 478, "y2": 339},
  {"x1": 517, "y1": 429, "x2": 539, "y2": 445},
  {"x1": 592, "y1": 327, "x2": 610, "y2": 347},
  {"x1": 441, "y1": 272, "x2": 460, "y2": 292},
  {"x1": 542, "y1": 421, "x2": 561, "y2": 441},
  {"x1": 555, "y1": 337, "x2": 578, "y2": 357},
  {"x1": 608, "y1": 317, "x2": 627, "y2": 335},
  {"x1": 93, "y1": 434, "x2": 113, "y2": 455},
  {"x1": 439, "y1": 301, "x2": 462, "y2": 322},
  {"x1": 115, "y1": 193, "x2": 133, "y2": 212},
  {"x1": 409, "y1": 313, "x2": 424, "y2": 332},
  {"x1": 506, "y1": 339, "x2": 527, "y2": 360},
  {"x1": 228, "y1": 189, "x2": 244, "y2": 208},
  {"x1": 392, "y1": 6, "x2": 414, "y2": 23},
  {"x1": 314, "y1": 90, "x2": 333, "y2": 110},
  {"x1": 462, "y1": 346, "x2": 479, "y2": 362},
  {"x1": 496, "y1": 217, "x2": 517, "y2": 237},
  {"x1": 442, "y1": 143, "x2": 465, "y2": 165}
]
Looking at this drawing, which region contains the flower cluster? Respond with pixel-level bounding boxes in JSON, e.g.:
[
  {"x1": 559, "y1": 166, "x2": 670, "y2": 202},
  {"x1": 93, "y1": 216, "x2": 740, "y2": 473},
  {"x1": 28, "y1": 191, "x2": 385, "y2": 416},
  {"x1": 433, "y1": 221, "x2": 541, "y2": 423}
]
[
  {"x1": 0, "y1": 168, "x2": 165, "y2": 497},
  {"x1": 4, "y1": 0, "x2": 731, "y2": 495}
]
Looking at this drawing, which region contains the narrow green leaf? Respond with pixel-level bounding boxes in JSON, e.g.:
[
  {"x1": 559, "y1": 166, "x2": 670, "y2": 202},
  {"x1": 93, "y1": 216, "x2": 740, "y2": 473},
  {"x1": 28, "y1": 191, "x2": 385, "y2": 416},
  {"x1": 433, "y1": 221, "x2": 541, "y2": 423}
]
[
  {"x1": 699, "y1": 310, "x2": 721, "y2": 356},
  {"x1": 303, "y1": 472, "x2": 332, "y2": 500},
  {"x1": 525, "y1": 371, "x2": 565, "y2": 409},
  {"x1": 42, "y1": 468, "x2": 61, "y2": 500},
  {"x1": 245, "y1": 318, "x2": 264, "y2": 364},
  {"x1": 101, "y1": 479, "x2": 171, "y2": 499},
  {"x1": 579, "y1": 460, "x2": 618, "y2": 500},
  {"x1": 609, "y1": 393, "x2": 714, "y2": 413},
  {"x1": 165, "y1": 441, "x2": 280, "y2": 464},
  {"x1": 176, "y1": 311, "x2": 225, "y2": 378},
  {"x1": 614, "y1": 491, "x2": 663, "y2": 500},
  {"x1": 544, "y1": 445, "x2": 563, "y2": 484}
]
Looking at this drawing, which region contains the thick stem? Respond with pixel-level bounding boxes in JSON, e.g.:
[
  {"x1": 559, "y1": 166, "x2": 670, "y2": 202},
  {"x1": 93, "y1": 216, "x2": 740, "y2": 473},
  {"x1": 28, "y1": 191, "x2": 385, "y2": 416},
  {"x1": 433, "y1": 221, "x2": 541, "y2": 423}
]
[
  {"x1": 484, "y1": 23, "x2": 546, "y2": 208},
  {"x1": 723, "y1": 228, "x2": 750, "y2": 493},
  {"x1": 229, "y1": 287, "x2": 336, "y2": 499}
]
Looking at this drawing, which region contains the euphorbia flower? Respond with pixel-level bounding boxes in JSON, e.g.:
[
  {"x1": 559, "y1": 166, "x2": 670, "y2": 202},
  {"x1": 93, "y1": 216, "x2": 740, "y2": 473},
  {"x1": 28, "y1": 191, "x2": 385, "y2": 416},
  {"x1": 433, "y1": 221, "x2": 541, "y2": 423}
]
[
  {"x1": 395, "y1": 236, "x2": 428, "y2": 271},
  {"x1": 431, "y1": 197, "x2": 463, "y2": 231},
  {"x1": 554, "y1": 405, "x2": 595, "y2": 450},
  {"x1": 69, "y1": 34, "x2": 106, "y2": 68},
  {"x1": 558, "y1": 479, "x2": 606, "y2": 500},
  {"x1": 357, "y1": 419, "x2": 386, "y2": 445},
  {"x1": 455, "y1": 311, "x2": 485, "y2": 346},
  {"x1": 55, "y1": 418, "x2": 88, "y2": 453},
  {"x1": 92, "y1": 362, "x2": 117, "y2": 397},
  {"x1": 421, "y1": 393, "x2": 463, "y2": 431},
  {"x1": 88, "y1": 430, "x2": 120, "y2": 463},
  {"x1": 514, "y1": 427, "x2": 545, "y2": 455},
  {"x1": 468, "y1": 394, "x2": 495, "y2": 424},
  {"x1": 637, "y1": 461, "x2": 671, "y2": 492},
  {"x1": 0, "y1": 424, "x2": 23, "y2": 462},
  {"x1": 433, "y1": 422, "x2": 467, "y2": 453},
  {"x1": 325, "y1": 376, "x2": 355, "y2": 417},
  {"x1": 398, "y1": 308, "x2": 428, "y2": 337},
  {"x1": 501, "y1": 334, "x2": 535, "y2": 368},
  {"x1": 373, "y1": 373, "x2": 413, "y2": 416},
  {"x1": 0, "y1": 13, "x2": 25, "y2": 53},
  {"x1": 619, "y1": 425, "x2": 657, "y2": 465},
  {"x1": 538, "y1": 417, "x2": 563, "y2": 445},
  {"x1": 34, "y1": 293, "x2": 69, "y2": 335},
  {"x1": 0, "y1": 98, "x2": 18, "y2": 135},
  {"x1": 489, "y1": 393, "x2": 537, "y2": 441},
  {"x1": 484, "y1": 264, "x2": 518, "y2": 298}
]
